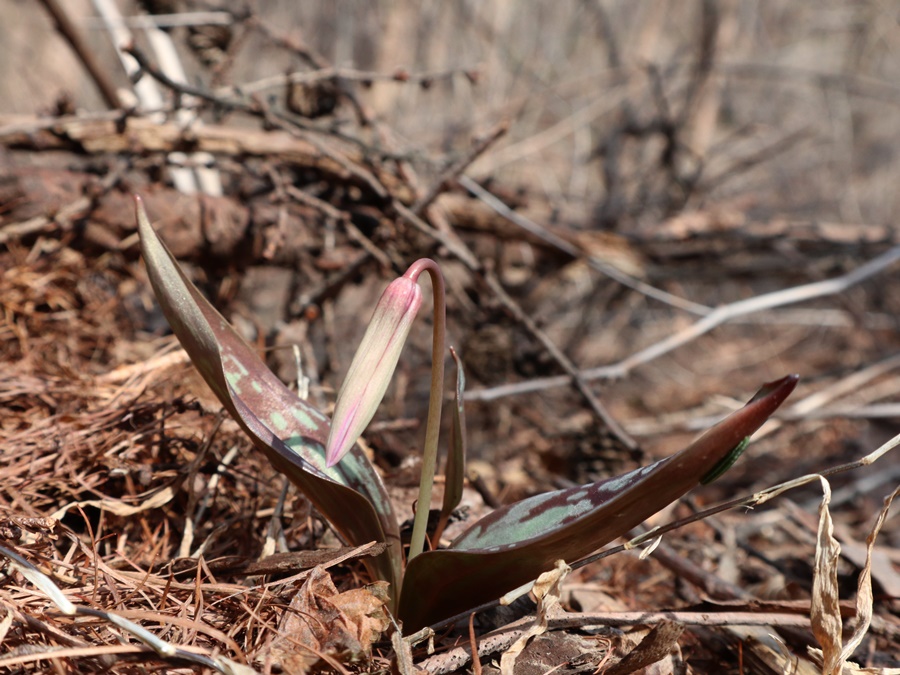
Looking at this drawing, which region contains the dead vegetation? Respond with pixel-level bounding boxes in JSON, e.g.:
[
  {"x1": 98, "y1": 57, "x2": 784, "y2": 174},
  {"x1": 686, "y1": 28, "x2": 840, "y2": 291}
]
[{"x1": 1, "y1": 1, "x2": 899, "y2": 672}]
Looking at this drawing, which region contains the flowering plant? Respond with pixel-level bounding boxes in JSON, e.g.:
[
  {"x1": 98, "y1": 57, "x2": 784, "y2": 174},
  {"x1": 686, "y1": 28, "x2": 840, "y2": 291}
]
[{"x1": 135, "y1": 198, "x2": 797, "y2": 631}]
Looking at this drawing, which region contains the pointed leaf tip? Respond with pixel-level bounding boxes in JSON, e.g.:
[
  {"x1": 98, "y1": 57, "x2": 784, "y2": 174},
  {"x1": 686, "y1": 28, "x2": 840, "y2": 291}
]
[{"x1": 749, "y1": 373, "x2": 799, "y2": 404}]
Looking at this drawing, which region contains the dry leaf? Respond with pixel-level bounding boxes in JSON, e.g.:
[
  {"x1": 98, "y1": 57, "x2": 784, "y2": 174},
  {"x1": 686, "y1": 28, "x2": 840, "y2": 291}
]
[
  {"x1": 810, "y1": 480, "x2": 899, "y2": 674},
  {"x1": 271, "y1": 565, "x2": 390, "y2": 671},
  {"x1": 811, "y1": 476, "x2": 843, "y2": 675},
  {"x1": 808, "y1": 648, "x2": 900, "y2": 675},
  {"x1": 499, "y1": 559, "x2": 569, "y2": 675},
  {"x1": 51, "y1": 487, "x2": 175, "y2": 519},
  {"x1": 605, "y1": 622, "x2": 685, "y2": 675},
  {"x1": 840, "y1": 485, "x2": 899, "y2": 664}
]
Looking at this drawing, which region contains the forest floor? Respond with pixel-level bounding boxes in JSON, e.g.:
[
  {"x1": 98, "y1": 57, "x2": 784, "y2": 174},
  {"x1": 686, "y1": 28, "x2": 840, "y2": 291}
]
[{"x1": 2, "y1": 2, "x2": 900, "y2": 673}]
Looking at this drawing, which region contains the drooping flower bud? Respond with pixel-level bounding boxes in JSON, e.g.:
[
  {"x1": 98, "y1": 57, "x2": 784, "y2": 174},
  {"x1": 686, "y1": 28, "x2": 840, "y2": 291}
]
[{"x1": 325, "y1": 276, "x2": 423, "y2": 466}]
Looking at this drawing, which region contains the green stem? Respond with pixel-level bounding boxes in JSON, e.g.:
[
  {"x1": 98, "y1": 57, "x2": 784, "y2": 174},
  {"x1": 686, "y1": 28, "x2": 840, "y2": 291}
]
[{"x1": 406, "y1": 259, "x2": 446, "y2": 561}]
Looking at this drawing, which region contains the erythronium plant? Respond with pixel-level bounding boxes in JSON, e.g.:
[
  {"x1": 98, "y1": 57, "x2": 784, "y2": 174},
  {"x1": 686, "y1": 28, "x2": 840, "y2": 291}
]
[{"x1": 135, "y1": 197, "x2": 798, "y2": 631}]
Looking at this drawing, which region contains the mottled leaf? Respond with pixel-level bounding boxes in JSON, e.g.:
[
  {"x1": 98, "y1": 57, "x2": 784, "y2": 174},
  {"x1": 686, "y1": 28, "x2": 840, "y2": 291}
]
[
  {"x1": 135, "y1": 197, "x2": 402, "y2": 596},
  {"x1": 398, "y1": 375, "x2": 797, "y2": 629}
]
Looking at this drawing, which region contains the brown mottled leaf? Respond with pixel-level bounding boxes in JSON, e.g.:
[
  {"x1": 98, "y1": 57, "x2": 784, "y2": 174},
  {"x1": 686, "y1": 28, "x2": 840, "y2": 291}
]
[
  {"x1": 136, "y1": 196, "x2": 402, "y2": 596},
  {"x1": 399, "y1": 376, "x2": 797, "y2": 630}
]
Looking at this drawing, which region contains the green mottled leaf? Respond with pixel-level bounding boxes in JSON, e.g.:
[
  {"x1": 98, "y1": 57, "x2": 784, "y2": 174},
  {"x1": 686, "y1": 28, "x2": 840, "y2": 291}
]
[
  {"x1": 398, "y1": 375, "x2": 797, "y2": 629},
  {"x1": 135, "y1": 197, "x2": 402, "y2": 597}
]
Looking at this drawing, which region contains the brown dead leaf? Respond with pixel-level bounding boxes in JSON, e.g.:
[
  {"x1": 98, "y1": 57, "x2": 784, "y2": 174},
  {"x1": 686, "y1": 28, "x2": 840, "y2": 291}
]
[
  {"x1": 840, "y1": 485, "x2": 900, "y2": 665},
  {"x1": 809, "y1": 481, "x2": 900, "y2": 675},
  {"x1": 50, "y1": 487, "x2": 176, "y2": 519},
  {"x1": 270, "y1": 565, "x2": 390, "y2": 671},
  {"x1": 811, "y1": 476, "x2": 843, "y2": 675},
  {"x1": 499, "y1": 559, "x2": 569, "y2": 675}
]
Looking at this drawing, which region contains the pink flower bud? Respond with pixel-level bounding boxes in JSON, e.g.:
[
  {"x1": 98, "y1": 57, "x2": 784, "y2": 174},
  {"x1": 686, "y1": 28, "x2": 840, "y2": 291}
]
[{"x1": 325, "y1": 276, "x2": 423, "y2": 466}]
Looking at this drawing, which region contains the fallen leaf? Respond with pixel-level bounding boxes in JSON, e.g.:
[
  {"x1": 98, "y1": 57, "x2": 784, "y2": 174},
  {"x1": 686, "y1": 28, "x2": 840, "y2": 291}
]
[
  {"x1": 840, "y1": 485, "x2": 900, "y2": 665},
  {"x1": 810, "y1": 476, "x2": 843, "y2": 675},
  {"x1": 50, "y1": 487, "x2": 175, "y2": 519},
  {"x1": 499, "y1": 559, "x2": 569, "y2": 675},
  {"x1": 270, "y1": 565, "x2": 390, "y2": 670},
  {"x1": 605, "y1": 621, "x2": 685, "y2": 675}
]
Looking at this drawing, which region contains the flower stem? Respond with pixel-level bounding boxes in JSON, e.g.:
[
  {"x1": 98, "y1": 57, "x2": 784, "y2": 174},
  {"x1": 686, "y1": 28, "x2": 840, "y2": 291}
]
[{"x1": 406, "y1": 259, "x2": 446, "y2": 561}]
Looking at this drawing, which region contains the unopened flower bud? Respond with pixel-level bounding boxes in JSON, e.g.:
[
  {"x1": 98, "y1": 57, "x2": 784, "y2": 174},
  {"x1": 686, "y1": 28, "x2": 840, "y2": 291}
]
[{"x1": 325, "y1": 276, "x2": 423, "y2": 466}]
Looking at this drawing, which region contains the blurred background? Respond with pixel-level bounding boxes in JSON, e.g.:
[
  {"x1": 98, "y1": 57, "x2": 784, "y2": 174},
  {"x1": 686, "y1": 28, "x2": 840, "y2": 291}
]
[{"x1": 7, "y1": 1, "x2": 900, "y2": 224}]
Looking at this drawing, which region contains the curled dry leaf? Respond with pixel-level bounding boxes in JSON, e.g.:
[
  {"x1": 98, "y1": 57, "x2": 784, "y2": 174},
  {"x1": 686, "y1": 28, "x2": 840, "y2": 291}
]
[
  {"x1": 271, "y1": 566, "x2": 391, "y2": 671},
  {"x1": 810, "y1": 483, "x2": 900, "y2": 674},
  {"x1": 811, "y1": 476, "x2": 843, "y2": 675},
  {"x1": 604, "y1": 621, "x2": 686, "y2": 675},
  {"x1": 499, "y1": 560, "x2": 569, "y2": 675},
  {"x1": 841, "y1": 485, "x2": 900, "y2": 664}
]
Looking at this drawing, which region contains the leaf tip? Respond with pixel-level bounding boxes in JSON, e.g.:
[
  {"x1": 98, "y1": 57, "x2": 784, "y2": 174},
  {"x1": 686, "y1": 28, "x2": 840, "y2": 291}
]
[
  {"x1": 750, "y1": 373, "x2": 799, "y2": 405},
  {"x1": 133, "y1": 193, "x2": 152, "y2": 236}
]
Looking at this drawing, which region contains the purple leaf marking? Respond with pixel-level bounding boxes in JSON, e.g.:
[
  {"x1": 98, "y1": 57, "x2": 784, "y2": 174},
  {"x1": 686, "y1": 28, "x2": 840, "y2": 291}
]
[
  {"x1": 398, "y1": 375, "x2": 797, "y2": 629},
  {"x1": 135, "y1": 197, "x2": 402, "y2": 596}
]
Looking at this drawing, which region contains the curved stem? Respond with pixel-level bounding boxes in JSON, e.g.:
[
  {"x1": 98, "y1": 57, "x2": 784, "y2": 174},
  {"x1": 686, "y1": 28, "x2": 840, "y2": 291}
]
[{"x1": 406, "y1": 259, "x2": 446, "y2": 560}]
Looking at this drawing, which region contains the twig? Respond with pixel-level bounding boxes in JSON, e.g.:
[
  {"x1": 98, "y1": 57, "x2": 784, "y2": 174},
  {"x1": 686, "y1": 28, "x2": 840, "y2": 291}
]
[
  {"x1": 197, "y1": 543, "x2": 389, "y2": 577},
  {"x1": 623, "y1": 355, "x2": 900, "y2": 437},
  {"x1": 473, "y1": 94, "x2": 623, "y2": 173},
  {"x1": 392, "y1": 201, "x2": 638, "y2": 451},
  {"x1": 245, "y1": 15, "x2": 329, "y2": 70},
  {"x1": 467, "y1": 244, "x2": 900, "y2": 401},
  {"x1": 482, "y1": 268, "x2": 638, "y2": 450},
  {"x1": 459, "y1": 175, "x2": 710, "y2": 315},
  {"x1": 227, "y1": 64, "x2": 480, "y2": 98},
  {"x1": 289, "y1": 252, "x2": 371, "y2": 319},
  {"x1": 413, "y1": 120, "x2": 509, "y2": 213},
  {"x1": 121, "y1": 43, "x2": 260, "y2": 114},
  {"x1": 393, "y1": 201, "x2": 481, "y2": 269},
  {"x1": 91, "y1": 0, "x2": 164, "y2": 112},
  {"x1": 787, "y1": 353, "x2": 900, "y2": 417},
  {"x1": 243, "y1": 15, "x2": 375, "y2": 127},
  {"x1": 0, "y1": 544, "x2": 257, "y2": 674},
  {"x1": 83, "y1": 10, "x2": 234, "y2": 30},
  {"x1": 699, "y1": 127, "x2": 811, "y2": 195},
  {"x1": 468, "y1": 612, "x2": 482, "y2": 675},
  {"x1": 283, "y1": 182, "x2": 397, "y2": 269},
  {"x1": 650, "y1": 539, "x2": 750, "y2": 601},
  {"x1": 284, "y1": 183, "x2": 348, "y2": 223},
  {"x1": 123, "y1": 44, "x2": 397, "y2": 201},
  {"x1": 91, "y1": 0, "x2": 222, "y2": 195}
]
